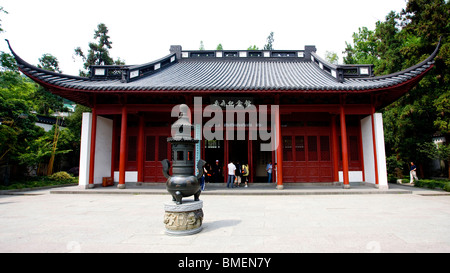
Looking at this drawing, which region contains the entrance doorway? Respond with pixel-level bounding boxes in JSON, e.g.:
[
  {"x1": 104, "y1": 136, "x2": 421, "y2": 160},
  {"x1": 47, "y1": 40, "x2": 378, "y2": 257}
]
[
  {"x1": 228, "y1": 140, "x2": 248, "y2": 165},
  {"x1": 204, "y1": 139, "x2": 251, "y2": 183},
  {"x1": 252, "y1": 139, "x2": 272, "y2": 182},
  {"x1": 204, "y1": 140, "x2": 224, "y2": 183},
  {"x1": 228, "y1": 140, "x2": 248, "y2": 182}
]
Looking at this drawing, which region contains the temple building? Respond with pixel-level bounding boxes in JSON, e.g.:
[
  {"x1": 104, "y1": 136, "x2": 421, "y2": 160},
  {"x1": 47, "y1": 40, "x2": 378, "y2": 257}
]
[{"x1": 7, "y1": 40, "x2": 440, "y2": 190}]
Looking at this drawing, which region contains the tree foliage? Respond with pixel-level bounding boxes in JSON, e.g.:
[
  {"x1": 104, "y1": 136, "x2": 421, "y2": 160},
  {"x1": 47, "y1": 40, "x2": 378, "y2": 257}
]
[
  {"x1": 35, "y1": 54, "x2": 65, "y2": 116},
  {"x1": 0, "y1": 7, "x2": 7, "y2": 33},
  {"x1": 199, "y1": 41, "x2": 205, "y2": 50},
  {"x1": 0, "y1": 15, "x2": 120, "y2": 182},
  {"x1": 263, "y1": 32, "x2": 275, "y2": 50},
  {"x1": 74, "y1": 23, "x2": 125, "y2": 77},
  {"x1": 343, "y1": 0, "x2": 450, "y2": 178},
  {"x1": 325, "y1": 51, "x2": 339, "y2": 64},
  {"x1": 0, "y1": 7, "x2": 77, "y2": 181},
  {"x1": 0, "y1": 69, "x2": 43, "y2": 164}
]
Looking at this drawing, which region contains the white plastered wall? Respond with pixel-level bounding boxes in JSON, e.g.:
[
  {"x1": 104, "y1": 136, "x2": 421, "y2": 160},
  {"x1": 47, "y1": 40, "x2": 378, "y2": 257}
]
[
  {"x1": 78, "y1": 113, "x2": 92, "y2": 188},
  {"x1": 78, "y1": 113, "x2": 113, "y2": 189},
  {"x1": 113, "y1": 171, "x2": 138, "y2": 183},
  {"x1": 338, "y1": 171, "x2": 363, "y2": 182},
  {"x1": 93, "y1": 116, "x2": 113, "y2": 184},
  {"x1": 360, "y1": 113, "x2": 388, "y2": 189}
]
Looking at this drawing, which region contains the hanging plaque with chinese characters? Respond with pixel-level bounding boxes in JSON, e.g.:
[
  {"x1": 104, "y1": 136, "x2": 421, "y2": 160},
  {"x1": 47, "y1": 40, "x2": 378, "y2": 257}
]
[{"x1": 209, "y1": 97, "x2": 254, "y2": 108}]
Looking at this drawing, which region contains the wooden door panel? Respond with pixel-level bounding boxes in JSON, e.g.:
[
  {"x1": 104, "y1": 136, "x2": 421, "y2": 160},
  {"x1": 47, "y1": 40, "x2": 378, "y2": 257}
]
[
  {"x1": 144, "y1": 129, "x2": 170, "y2": 183},
  {"x1": 282, "y1": 127, "x2": 333, "y2": 183}
]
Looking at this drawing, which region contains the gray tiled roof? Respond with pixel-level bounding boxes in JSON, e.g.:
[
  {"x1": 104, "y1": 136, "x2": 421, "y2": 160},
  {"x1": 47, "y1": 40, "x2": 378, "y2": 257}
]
[{"x1": 7, "y1": 40, "x2": 439, "y2": 93}]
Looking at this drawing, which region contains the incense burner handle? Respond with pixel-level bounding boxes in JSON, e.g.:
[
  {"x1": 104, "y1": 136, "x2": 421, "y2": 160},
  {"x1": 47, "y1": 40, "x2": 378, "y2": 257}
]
[
  {"x1": 161, "y1": 159, "x2": 171, "y2": 179},
  {"x1": 196, "y1": 159, "x2": 206, "y2": 180}
]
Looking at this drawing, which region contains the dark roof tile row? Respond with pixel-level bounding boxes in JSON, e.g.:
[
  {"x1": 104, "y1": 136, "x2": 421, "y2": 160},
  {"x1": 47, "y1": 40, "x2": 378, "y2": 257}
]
[{"x1": 8, "y1": 39, "x2": 440, "y2": 93}]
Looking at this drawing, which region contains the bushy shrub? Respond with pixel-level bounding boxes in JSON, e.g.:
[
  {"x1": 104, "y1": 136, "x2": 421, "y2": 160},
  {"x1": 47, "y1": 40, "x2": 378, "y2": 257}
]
[
  {"x1": 49, "y1": 171, "x2": 72, "y2": 181},
  {"x1": 443, "y1": 182, "x2": 450, "y2": 192},
  {"x1": 0, "y1": 174, "x2": 78, "y2": 191},
  {"x1": 415, "y1": 179, "x2": 450, "y2": 190}
]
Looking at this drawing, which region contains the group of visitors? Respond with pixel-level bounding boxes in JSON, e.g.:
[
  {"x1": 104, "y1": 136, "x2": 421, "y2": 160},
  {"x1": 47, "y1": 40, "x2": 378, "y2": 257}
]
[
  {"x1": 199, "y1": 159, "x2": 278, "y2": 190},
  {"x1": 226, "y1": 160, "x2": 250, "y2": 188},
  {"x1": 199, "y1": 159, "x2": 250, "y2": 190},
  {"x1": 201, "y1": 159, "x2": 419, "y2": 189},
  {"x1": 227, "y1": 160, "x2": 275, "y2": 187}
]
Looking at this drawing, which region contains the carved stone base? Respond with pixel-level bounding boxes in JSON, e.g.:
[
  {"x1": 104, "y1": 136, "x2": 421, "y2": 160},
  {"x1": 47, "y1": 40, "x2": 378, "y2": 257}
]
[{"x1": 164, "y1": 200, "x2": 203, "y2": 236}]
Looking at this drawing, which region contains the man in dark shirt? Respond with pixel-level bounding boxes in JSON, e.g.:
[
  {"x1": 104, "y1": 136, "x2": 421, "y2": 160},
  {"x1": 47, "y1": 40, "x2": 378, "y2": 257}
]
[
  {"x1": 235, "y1": 161, "x2": 242, "y2": 187},
  {"x1": 212, "y1": 160, "x2": 222, "y2": 183}
]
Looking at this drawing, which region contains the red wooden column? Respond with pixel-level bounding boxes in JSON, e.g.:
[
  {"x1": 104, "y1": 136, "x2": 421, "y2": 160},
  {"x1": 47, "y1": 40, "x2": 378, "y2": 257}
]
[
  {"x1": 248, "y1": 129, "x2": 253, "y2": 183},
  {"x1": 340, "y1": 105, "x2": 350, "y2": 189},
  {"x1": 137, "y1": 115, "x2": 145, "y2": 183},
  {"x1": 224, "y1": 133, "x2": 228, "y2": 183},
  {"x1": 275, "y1": 106, "x2": 284, "y2": 189},
  {"x1": 370, "y1": 105, "x2": 380, "y2": 187},
  {"x1": 118, "y1": 105, "x2": 128, "y2": 189},
  {"x1": 88, "y1": 106, "x2": 97, "y2": 188},
  {"x1": 331, "y1": 115, "x2": 339, "y2": 182},
  {"x1": 358, "y1": 119, "x2": 366, "y2": 182}
]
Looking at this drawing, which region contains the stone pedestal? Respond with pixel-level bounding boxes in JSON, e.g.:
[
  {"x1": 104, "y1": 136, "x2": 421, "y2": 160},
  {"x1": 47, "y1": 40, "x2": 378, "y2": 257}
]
[{"x1": 163, "y1": 200, "x2": 203, "y2": 236}]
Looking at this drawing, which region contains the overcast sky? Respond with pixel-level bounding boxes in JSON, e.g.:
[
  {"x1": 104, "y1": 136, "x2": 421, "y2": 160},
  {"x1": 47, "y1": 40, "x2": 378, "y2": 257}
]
[{"x1": 0, "y1": 0, "x2": 408, "y2": 75}]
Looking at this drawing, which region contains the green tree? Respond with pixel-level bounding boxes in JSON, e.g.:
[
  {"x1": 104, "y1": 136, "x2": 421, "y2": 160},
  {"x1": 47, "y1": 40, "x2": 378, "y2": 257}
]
[
  {"x1": 74, "y1": 23, "x2": 125, "y2": 77},
  {"x1": 344, "y1": 0, "x2": 450, "y2": 178},
  {"x1": 0, "y1": 70, "x2": 43, "y2": 169},
  {"x1": 0, "y1": 51, "x2": 17, "y2": 71},
  {"x1": 0, "y1": 9, "x2": 75, "y2": 180},
  {"x1": 263, "y1": 32, "x2": 274, "y2": 50},
  {"x1": 434, "y1": 91, "x2": 450, "y2": 133},
  {"x1": 0, "y1": 7, "x2": 15, "y2": 72},
  {"x1": 325, "y1": 51, "x2": 339, "y2": 64},
  {"x1": 71, "y1": 24, "x2": 124, "y2": 170},
  {"x1": 37, "y1": 53, "x2": 62, "y2": 73},
  {"x1": 373, "y1": 11, "x2": 404, "y2": 74},
  {"x1": 343, "y1": 26, "x2": 378, "y2": 65},
  {"x1": 34, "y1": 54, "x2": 65, "y2": 116},
  {"x1": 418, "y1": 142, "x2": 450, "y2": 178},
  {"x1": 0, "y1": 6, "x2": 7, "y2": 33}
]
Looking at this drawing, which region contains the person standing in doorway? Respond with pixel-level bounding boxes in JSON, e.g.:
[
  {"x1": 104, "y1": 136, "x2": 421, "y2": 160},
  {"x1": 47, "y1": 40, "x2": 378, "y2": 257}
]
[
  {"x1": 227, "y1": 161, "x2": 236, "y2": 188},
  {"x1": 235, "y1": 161, "x2": 242, "y2": 187},
  {"x1": 200, "y1": 164, "x2": 208, "y2": 191},
  {"x1": 212, "y1": 160, "x2": 222, "y2": 183},
  {"x1": 242, "y1": 162, "x2": 249, "y2": 188},
  {"x1": 266, "y1": 161, "x2": 272, "y2": 183},
  {"x1": 410, "y1": 162, "x2": 419, "y2": 184}
]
